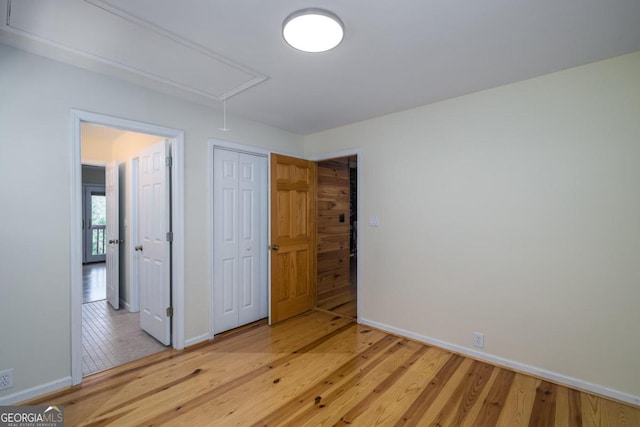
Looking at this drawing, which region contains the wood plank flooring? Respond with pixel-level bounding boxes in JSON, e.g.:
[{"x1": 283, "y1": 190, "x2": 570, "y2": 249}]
[
  {"x1": 27, "y1": 311, "x2": 640, "y2": 426},
  {"x1": 82, "y1": 300, "x2": 167, "y2": 376},
  {"x1": 317, "y1": 256, "x2": 358, "y2": 319},
  {"x1": 83, "y1": 262, "x2": 106, "y2": 303},
  {"x1": 317, "y1": 288, "x2": 357, "y2": 319}
]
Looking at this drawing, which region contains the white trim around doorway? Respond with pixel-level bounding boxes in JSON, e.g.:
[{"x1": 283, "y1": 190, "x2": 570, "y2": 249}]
[
  {"x1": 307, "y1": 149, "x2": 362, "y2": 323},
  {"x1": 70, "y1": 109, "x2": 186, "y2": 385}
]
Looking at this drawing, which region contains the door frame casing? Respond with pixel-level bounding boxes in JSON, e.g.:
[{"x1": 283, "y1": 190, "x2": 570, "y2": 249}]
[
  {"x1": 70, "y1": 109, "x2": 186, "y2": 385},
  {"x1": 208, "y1": 139, "x2": 271, "y2": 340},
  {"x1": 308, "y1": 149, "x2": 362, "y2": 323}
]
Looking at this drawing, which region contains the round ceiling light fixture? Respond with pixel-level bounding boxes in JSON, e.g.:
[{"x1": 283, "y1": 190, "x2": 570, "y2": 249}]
[{"x1": 282, "y1": 8, "x2": 344, "y2": 53}]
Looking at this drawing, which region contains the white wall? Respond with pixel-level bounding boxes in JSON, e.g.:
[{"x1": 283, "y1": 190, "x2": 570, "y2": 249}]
[
  {"x1": 305, "y1": 51, "x2": 640, "y2": 401},
  {"x1": 0, "y1": 43, "x2": 303, "y2": 401}
]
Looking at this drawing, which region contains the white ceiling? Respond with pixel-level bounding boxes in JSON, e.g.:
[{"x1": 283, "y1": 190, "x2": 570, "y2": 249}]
[
  {"x1": 2, "y1": 0, "x2": 640, "y2": 135},
  {"x1": 81, "y1": 123, "x2": 127, "y2": 144}
]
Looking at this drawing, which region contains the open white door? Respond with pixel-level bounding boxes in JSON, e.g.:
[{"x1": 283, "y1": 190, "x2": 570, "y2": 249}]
[
  {"x1": 105, "y1": 161, "x2": 119, "y2": 309},
  {"x1": 138, "y1": 140, "x2": 171, "y2": 346}
]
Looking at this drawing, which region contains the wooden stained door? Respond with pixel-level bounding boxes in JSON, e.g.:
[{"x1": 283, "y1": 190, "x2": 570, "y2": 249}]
[{"x1": 270, "y1": 154, "x2": 317, "y2": 323}]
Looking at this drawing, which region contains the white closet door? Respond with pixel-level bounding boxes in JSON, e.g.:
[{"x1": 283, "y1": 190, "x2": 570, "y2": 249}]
[
  {"x1": 214, "y1": 149, "x2": 240, "y2": 333},
  {"x1": 237, "y1": 153, "x2": 265, "y2": 325},
  {"x1": 213, "y1": 148, "x2": 267, "y2": 334}
]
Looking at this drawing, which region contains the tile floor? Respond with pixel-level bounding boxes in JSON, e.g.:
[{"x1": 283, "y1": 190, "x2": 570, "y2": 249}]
[
  {"x1": 82, "y1": 300, "x2": 168, "y2": 376},
  {"x1": 82, "y1": 263, "x2": 167, "y2": 376}
]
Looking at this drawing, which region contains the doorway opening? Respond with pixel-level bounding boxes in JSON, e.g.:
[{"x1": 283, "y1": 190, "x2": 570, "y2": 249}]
[
  {"x1": 315, "y1": 155, "x2": 358, "y2": 319},
  {"x1": 80, "y1": 123, "x2": 170, "y2": 376},
  {"x1": 82, "y1": 175, "x2": 107, "y2": 265},
  {"x1": 82, "y1": 171, "x2": 108, "y2": 304},
  {"x1": 71, "y1": 110, "x2": 186, "y2": 385}
]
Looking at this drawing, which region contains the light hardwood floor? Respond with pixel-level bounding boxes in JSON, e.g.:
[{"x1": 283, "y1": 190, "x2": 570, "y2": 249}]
[
  {"x1": 28, "y1": 311, "x2": 639, "y2": 426},
  {"x1": 83, "y1": 262, "x2": 106, "y2": 303}
]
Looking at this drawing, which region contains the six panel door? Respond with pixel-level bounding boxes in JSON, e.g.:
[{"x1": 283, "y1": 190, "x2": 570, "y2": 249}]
[
  {"x1": 213, "y1": 148, "x2": 267, "y2": 334},
  {"x1": 138, "y1": 140, "x2": 171, "y2": 346},
  {"x1": 270, "y1": 153, "x2": 317, "y2": 324}
]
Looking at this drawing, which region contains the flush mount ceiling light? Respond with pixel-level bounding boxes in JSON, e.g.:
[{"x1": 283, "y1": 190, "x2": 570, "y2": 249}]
[{"x1": 282, "y1": 8, "x2": 344, "y2": 53}]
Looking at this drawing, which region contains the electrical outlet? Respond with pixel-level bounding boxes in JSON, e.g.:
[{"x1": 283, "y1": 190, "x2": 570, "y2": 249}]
[
  {"x1": 0, "y1": 368, "x2": 13, "y2": 391},
  {"x1": 473, "y1": 332, "x2": 485, "y2": 349}
]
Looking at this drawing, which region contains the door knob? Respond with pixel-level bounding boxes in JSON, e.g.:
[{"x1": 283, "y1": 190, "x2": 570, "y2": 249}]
[
  {"x1": 270, "y1": 244, "x2": 280, "y2": 251},
  {"x1": 108, "y1": 239, "x2": 115, "y2": 244},
  {"x1": 135, "y1": 245, "x2": 143, "y2": 252}
]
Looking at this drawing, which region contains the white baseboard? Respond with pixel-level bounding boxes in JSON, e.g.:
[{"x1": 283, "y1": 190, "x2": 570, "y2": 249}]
[
  {"x1": 184, "y1": 332, "x2": 211, "y2": 348},
  {"x1": 360, "y1": 317, "x2": 640, "y2": 407},
  {"x1": 0, "y1": 377, "x2": 72, "y2": 405}
]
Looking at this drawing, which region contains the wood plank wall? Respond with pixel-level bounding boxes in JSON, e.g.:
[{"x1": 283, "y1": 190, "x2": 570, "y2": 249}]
[{"x1": 316, "y1": 158, "x2": 351, "y2": 310}]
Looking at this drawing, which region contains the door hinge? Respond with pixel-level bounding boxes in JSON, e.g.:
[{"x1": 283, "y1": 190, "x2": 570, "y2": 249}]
[
  {"x1": 166, "y1": 307, "x2": 173, "y2": 317},
  {"x1": 166, "y1": 231, "x2": 173, "y2": 242},
  {"x1": 166, "y1": 156, "x2": 172, "y2": 167}
]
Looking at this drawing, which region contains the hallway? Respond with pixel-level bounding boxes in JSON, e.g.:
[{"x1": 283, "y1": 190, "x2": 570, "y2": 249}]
[
  {"x1": 317, "y1": 256, "x2": 357, "y2": 319},
  {"x1": 82, "y1": 300, "x2": 166, "y2": 376},
  {"x1": 82, "y1": 263, "x2": 166, "y2": 376},
  {"x1": 83, "y1": 263, "x2": 106, "y2": 303}
]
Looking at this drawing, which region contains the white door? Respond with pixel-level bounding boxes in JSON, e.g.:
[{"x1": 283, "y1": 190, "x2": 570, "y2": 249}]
[
  {"x1": 105, "y1": 161, "x2": 119, "y2": 309},
  {"x1": 138, "y1": 140, "x2": 171, "y2": 345},
  {"x1": 213, "y1": 148, "x2": 267, "y2": 334}
]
